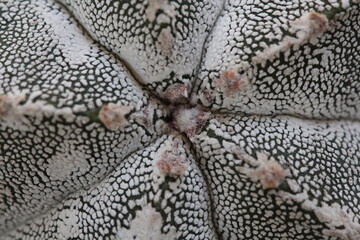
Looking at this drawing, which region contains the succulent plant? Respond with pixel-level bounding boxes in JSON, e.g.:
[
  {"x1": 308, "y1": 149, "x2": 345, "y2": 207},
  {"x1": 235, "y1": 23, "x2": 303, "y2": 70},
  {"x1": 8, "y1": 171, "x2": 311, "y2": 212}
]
[{"x1": 1, "y1": 0, "x2": 360, "y2": 239}]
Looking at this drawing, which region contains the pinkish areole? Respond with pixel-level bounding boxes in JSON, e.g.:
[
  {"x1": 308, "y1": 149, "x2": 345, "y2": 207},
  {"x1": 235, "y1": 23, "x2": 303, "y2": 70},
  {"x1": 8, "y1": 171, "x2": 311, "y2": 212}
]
[
  {"x1": 99, "y1": 104, "x2": 133, "y2": 131},
  {"x1": 214, "y1": 69, "x2": 249, "y2": 96},
  {"x1": 164, "y1": 83, "x2": 189, "y2": 103},
  {"x1": 156, "y1": 151, "x2": 190, "y2": 177}
]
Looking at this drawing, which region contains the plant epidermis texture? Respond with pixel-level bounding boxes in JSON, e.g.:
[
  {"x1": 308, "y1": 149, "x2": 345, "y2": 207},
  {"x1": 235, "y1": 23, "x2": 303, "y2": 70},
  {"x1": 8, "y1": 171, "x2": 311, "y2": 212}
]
[{"x1": 0, "y1": 0, "x2": 360, "y2": 239}]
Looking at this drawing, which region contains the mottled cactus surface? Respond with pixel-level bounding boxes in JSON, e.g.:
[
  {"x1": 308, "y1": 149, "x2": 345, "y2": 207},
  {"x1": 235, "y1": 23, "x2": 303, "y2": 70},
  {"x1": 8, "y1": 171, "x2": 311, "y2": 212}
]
[{"x1": 1, "y1": 0, "x2": 360, "y2": 239}]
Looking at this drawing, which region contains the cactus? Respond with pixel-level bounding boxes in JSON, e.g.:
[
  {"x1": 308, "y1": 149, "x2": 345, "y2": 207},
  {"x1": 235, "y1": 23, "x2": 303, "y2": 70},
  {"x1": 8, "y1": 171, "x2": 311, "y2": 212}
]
[{"x1": 0, "y1": 0, "x2": 360, "y2": 239}]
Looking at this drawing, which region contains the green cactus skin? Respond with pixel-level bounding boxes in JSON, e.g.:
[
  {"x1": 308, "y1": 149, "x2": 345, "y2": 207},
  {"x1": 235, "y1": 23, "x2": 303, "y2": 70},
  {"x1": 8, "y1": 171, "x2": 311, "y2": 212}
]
[{"x1": 0, "y1": 0, "x2": 360, "y2": 239}]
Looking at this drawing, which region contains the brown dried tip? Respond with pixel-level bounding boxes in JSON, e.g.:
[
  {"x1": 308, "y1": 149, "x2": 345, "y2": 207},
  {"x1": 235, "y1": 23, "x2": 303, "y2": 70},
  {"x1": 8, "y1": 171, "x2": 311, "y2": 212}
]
[
  {"x1": 99, "y1": 104, "x2": 133, "y2": 131},
  {"x1": 156, "y1": 151, "x2": 190, "y2": 177},
  {"x1": 214, "y1": 69, "x2": 248, "y2": 96}
]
